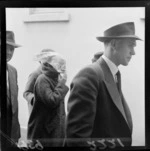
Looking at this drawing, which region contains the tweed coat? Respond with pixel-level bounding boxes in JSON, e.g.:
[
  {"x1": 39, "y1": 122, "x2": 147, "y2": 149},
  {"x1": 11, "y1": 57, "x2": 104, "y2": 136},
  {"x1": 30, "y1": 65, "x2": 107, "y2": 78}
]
[
  {"x1": 66, "y1": 57, "x2": 133, "y2": 147},
  {"x1": 27, "y1": 63, "x2": 69, "y2": 147},
  {"x1": 7, "y1": 64, "x2": 21, "y2": 142},
  {"x1": 23, "y1": 66, "x2": 42, "y2": 114}
]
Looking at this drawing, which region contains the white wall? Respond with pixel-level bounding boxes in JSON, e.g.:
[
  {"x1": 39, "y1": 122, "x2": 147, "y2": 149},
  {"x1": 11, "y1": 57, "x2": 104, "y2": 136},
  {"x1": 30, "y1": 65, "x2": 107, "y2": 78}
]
[{"x1": 6, "y1": 7, "x2": 145, "y2": 146}]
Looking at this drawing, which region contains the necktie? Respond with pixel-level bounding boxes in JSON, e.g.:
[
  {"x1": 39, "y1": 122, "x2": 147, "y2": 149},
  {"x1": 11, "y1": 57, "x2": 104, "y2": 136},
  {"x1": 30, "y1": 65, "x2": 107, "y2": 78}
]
[
  {"x1": 116, "y1": 71, "x2": 121, "y2": 94},
  {"x1": 116, "y1": 71, "x2": 132, "y2": 132}
]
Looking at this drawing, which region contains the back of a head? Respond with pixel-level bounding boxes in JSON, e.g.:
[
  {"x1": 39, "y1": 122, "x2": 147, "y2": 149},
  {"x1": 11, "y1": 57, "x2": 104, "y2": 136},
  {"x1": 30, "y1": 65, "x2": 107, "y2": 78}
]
[
  {"x1": 92, "y1": 51, "x2": 103, "y2": 63},
  {"x1": 41, "y1": 48, "x2": 55, "y2": 53}
]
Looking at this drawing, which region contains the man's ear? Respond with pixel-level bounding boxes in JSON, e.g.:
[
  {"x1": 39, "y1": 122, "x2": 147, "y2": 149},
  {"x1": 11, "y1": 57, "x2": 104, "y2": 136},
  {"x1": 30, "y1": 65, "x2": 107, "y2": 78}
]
[{"x1": 110, "y1": 39, "x2": 117, "y2": 50}]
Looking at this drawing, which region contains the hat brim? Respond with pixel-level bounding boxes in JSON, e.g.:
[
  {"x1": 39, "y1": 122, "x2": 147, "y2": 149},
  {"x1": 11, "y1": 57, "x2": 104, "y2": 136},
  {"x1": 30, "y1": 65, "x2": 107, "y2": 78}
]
[
  {"x1": 96, "y1": 35, "x2": 142, "y2": 42},
  {"x1": 7, "y1": 41, "x2": 21, "y2": 48}
]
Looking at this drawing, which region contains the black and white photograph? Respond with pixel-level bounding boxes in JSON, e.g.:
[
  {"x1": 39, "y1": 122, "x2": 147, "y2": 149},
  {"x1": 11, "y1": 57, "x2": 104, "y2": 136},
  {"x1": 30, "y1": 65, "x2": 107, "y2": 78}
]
[{"x1": 1, "y1": 2, "x2": 148, "y2": 150}]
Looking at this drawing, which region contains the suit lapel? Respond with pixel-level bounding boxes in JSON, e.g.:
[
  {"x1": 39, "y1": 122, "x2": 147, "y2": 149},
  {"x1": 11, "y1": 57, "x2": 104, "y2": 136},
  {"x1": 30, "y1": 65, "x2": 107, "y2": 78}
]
[
  {"x1": 97, "y1": 58, "x2": 131, "y2": 132},
  {"x1": 121, "y1": 94, "x2": 133, "y2": 133}
]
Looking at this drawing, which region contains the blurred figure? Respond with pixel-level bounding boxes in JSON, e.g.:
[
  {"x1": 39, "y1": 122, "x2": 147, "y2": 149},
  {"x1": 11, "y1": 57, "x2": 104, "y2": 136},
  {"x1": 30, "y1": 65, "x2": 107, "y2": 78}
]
[
  {"x1": 27, "y1": 52, "x2": 69, "y2": 147},
  {"x1": 92, "y1": 51, "x2": 103, "y2": 63},
  {"x1": 23, "y1": 49, "x2": 55, "y2": 115},
  {"x1": 0, "y1": 31, "x2": 21, "y2": 148}
]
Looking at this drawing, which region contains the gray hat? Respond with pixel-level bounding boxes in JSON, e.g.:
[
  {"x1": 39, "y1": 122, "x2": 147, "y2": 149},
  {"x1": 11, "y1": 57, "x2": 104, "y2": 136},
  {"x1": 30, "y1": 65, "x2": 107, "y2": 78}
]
[
  {"x1": 0, "y1": 31, "x2": 21, "y2": 48},
  {"x1": 96, "y1": 22, "x2": 141, "y2": 42}
]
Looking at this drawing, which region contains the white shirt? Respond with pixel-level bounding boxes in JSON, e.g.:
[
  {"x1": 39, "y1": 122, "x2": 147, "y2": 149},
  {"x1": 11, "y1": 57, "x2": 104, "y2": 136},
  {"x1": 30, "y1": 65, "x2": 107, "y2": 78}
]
[
  {"x1": 7, "y1": 70, "x2": 9, "y2": 89},
  {"x1": 101, "y1": 55, "x2": 118, "y2": 82}
]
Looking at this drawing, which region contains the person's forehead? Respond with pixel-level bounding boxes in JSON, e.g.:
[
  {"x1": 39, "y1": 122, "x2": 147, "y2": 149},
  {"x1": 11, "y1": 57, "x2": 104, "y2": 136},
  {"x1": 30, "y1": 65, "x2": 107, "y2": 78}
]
[
  {"x1": 119, "y1": 38, "x2": 136, "y2": 45},
  {"x1": 7, "y1": 44, "x2": 14, "y2": 48},
  {"x1": 127, "y1": 39, "x2": 136, "y2": 44},
  {"x1": 7, "y1": 44, "x2": 15, "y2": 50}
]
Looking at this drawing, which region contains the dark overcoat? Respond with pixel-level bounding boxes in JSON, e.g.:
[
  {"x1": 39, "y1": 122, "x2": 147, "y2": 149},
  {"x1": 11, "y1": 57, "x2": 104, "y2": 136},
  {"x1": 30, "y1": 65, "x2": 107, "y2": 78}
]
[
  {"x1": 66, "y1": 57, "x2": 133, "y2": 147},
  {"x1": 7, "y1": 64, "x2": 20, "y2": 143},
  {"x1": 27, "y1": 63, "x2": 69, "y2": 147}
]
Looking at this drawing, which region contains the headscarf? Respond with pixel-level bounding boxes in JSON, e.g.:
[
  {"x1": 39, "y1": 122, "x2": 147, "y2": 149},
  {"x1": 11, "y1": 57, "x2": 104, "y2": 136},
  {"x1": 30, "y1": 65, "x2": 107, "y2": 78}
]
[
  {"x1": 33, "y1": 48, "x2": 56, "y2": 61},
  {"x1": 40, "y1": 54, "x2": 66, "y2": 74}
]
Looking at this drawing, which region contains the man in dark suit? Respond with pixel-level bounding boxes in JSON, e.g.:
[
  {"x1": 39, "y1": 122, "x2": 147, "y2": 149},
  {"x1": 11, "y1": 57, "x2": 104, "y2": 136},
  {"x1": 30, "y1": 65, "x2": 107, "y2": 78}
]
[
  {"x1": 1, "y1": 31, "x2": 21, "y2": 148},
  {"x1": 66, "y1": 22, "x2": 142, "y2": 148}
]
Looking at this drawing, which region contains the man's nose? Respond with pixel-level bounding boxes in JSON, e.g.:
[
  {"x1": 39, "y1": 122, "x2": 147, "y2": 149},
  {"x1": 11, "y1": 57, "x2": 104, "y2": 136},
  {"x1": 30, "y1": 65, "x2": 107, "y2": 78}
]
[{"x1": 131, "y1": 49, "x2": 135, "y2": 55}]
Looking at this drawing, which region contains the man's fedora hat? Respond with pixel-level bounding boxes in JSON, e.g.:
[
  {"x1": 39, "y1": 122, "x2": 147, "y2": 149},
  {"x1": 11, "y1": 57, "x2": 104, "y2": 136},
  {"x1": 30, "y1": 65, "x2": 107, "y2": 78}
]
[
  {"x1": 0, "y1": 31, "x2": 21, "y2": 48},
  {"x1": 96, "y1": 22, "x2": 141, "y2": 42}
]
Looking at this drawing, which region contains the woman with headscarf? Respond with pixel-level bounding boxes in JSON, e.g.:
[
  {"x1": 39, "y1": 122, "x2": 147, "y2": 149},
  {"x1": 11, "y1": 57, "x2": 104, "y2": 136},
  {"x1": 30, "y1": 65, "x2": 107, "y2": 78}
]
[
  {"x1": 23, "y1": 49, "x2": 55, "y2": 115},
  {"x1": 27, "y1": 52, "x2": 69, "y2": 147}
]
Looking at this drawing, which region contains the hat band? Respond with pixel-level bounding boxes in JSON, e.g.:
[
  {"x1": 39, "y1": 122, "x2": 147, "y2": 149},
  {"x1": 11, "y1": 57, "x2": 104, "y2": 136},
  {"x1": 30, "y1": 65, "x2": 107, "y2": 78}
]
[{"x1": 104, "y1": 31, "x2": 135, "y2": 37}]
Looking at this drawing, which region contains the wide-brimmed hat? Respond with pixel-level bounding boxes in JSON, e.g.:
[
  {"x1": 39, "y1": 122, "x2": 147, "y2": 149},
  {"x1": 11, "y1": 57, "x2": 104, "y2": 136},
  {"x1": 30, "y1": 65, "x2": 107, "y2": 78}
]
[
  {"x1": 0, "y1": 31, "x2": 21, "y2": 48},
  {"x1": 96, "y1": 22, "x2": 141, "y2": 42}
]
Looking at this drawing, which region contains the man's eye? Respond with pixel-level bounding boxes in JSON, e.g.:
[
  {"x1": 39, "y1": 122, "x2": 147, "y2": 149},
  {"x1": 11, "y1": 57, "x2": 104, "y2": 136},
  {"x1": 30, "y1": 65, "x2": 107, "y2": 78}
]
[{"x1": 129, "y1": 44, "x2": 134, "y2": 47}]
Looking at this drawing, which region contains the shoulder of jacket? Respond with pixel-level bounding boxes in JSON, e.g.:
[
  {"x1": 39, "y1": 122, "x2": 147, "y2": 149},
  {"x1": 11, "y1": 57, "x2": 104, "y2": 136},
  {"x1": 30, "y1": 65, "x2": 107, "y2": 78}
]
[
  {"x1": 29, "y1": 69, "x2": 41, "y2": 78},
  {"x1": 74, "y1": 63, "x2": 103, "y2": 81},
  {"x1": 92, "y1": 62, "x2": 104, "y2": 81},
  {"x1": 36, "y1": 73, "x2": 53, "y2": 84},
  {"x1": 7, "y1": 63, "x2": 17, "y2": 72}
]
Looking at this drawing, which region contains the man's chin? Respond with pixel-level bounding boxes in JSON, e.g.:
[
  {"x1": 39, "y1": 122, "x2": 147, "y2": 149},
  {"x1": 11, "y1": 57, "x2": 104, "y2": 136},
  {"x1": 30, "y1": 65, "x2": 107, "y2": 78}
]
[
  {"x1": 122, "y1": 62, "x2": 129, "y2": 66},
  {"x1": 7, "y1": 58, "x2": 11, "y2": 62}
]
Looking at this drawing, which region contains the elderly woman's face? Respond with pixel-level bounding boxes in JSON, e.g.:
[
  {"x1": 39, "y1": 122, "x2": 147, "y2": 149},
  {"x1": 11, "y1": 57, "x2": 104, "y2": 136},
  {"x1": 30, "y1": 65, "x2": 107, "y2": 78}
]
[{"x1": 49, "y1": 55, "x2": 66, "y2": 73}]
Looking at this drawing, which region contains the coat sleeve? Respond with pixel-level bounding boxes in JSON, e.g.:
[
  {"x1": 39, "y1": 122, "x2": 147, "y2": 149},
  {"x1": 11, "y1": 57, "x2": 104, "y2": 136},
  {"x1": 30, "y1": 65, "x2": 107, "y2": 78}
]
[
  {"x1": 34, "y1": 75, "x2": 69, "y2": 108},
  {"x1": 23, "y1": 72, "x2": 39, "y2": 105},
  {"x1": 66, "y1": 66, "x2": 100, "y2": 146}
]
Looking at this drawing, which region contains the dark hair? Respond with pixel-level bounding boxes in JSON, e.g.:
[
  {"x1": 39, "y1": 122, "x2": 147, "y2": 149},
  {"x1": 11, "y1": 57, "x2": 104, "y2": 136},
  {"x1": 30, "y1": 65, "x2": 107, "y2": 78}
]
[
  {"x1": 92, "y1": 51, "x2": 103, "y2": 63},
  {"x1": 94, "y1": 52, "x2": 103, "y2": 59}
]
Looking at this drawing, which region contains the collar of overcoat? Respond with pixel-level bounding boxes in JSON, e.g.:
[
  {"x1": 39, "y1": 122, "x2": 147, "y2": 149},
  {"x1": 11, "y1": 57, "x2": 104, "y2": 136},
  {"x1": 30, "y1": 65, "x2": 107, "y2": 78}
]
[{"x1": 96, "y1": 57, "x2": 132, "y2": 133}]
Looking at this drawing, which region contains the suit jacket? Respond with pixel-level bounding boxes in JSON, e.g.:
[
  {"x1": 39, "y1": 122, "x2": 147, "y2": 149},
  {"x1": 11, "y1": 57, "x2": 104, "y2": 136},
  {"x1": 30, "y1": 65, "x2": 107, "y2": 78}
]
[
  {"x1": 23, "y1": 66, "x2": 42, "y2": 114},
  {"x1": 7, "y1": 64, "x2": 20, "y2": 142},
  {"x1": 27, "y1": 63, "x2": 69, "y2": 147},
  {"x1": 66, "y1": 57, "x2": 133, "y2": 147}
]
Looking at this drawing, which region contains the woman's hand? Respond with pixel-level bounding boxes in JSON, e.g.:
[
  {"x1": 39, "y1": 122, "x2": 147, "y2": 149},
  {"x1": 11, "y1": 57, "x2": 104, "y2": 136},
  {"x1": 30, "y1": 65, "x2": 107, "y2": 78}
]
[{"x1": 58, "y1": 72, "x2": 67, "y2": 84}]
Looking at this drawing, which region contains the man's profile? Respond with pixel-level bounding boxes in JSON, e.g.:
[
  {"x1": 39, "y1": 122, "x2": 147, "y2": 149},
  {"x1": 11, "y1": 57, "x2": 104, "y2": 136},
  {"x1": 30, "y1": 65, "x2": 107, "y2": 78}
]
[{"x1": 66, "y1": 22, "x2": 142, "y2": 147}]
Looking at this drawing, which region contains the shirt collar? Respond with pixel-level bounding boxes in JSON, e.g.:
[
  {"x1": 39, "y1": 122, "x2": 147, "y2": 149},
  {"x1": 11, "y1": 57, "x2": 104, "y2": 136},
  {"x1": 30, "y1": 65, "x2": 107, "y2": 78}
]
[{"x1": 102, "y1": 55, "x2": 118, "y2": 79}]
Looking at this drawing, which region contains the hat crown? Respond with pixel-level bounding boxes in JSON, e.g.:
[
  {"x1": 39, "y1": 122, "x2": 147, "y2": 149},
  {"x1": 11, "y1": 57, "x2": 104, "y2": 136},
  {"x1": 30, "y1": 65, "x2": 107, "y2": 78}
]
[
  {"x1": 104, "y1": 22, "x2": 135, "y2": 37},
  {"x1": 96, "y1": 22, "x2": 141, "y2": 42},
  {"x1": 7, "y1": 31, "x2": 15, "y2": 43}
]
